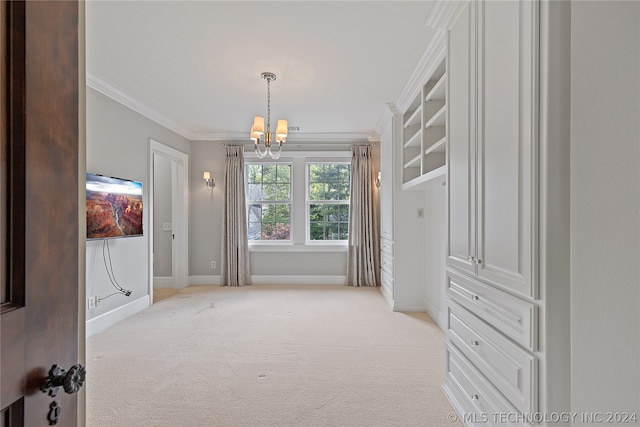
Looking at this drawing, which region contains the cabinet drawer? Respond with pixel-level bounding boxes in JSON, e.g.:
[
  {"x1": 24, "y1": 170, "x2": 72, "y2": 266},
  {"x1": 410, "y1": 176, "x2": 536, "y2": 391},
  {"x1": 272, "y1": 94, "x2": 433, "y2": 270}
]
[
  {"x1": 381, "y1": 252, "x2": 393, "y2": 276},
  {"x1": 447, "y1": 299, "x2": 537, "y2": 414},
  {"x1": 380, "y1": 238, "x2": 394, "y2": 256},
  {"x1": 381, "y1": 269, "x2": 394, "y2": 294},
  {"x1": 447, "y1": 269, "x2": 537, "y2": 351},
  {"x1": 444, "y1": 343, "x2": 531, "y2": 427}
]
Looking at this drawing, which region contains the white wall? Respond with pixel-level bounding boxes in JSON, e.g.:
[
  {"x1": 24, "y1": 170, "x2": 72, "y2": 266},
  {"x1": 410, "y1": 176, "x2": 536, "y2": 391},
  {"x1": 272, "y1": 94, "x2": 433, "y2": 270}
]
[
  {"x1": 423, "y1": 181, "x2": 446, "y2": 328},
  {"x1": 571, "y1": 0, "x2": 640, "y2": 415},
  {"x1": 85, "y1": 87, "x2": 190, "y2": 322}
]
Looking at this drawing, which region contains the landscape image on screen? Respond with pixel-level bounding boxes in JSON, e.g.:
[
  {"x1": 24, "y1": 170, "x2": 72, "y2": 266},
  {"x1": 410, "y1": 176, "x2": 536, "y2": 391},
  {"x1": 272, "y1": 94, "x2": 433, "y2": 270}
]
[{"x1": 86, "y1": 173, "x2": 143, "y2": 239}]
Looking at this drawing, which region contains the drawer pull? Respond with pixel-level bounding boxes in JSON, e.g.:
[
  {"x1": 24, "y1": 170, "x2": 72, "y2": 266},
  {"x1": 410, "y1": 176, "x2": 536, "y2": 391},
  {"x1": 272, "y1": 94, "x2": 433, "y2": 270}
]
[
  {"x1": 470, "y1": 394, "x2": 479, "y2": 401},
  {"x1": 470, "y1": 340, "x2": 479, "y2": 347}
]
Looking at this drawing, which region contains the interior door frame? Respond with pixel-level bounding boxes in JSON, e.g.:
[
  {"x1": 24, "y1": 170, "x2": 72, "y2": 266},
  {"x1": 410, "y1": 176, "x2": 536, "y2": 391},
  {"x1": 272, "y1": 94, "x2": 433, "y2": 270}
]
[{"x1": 148, "y1": 139, "x2": 188, "y2": 303}]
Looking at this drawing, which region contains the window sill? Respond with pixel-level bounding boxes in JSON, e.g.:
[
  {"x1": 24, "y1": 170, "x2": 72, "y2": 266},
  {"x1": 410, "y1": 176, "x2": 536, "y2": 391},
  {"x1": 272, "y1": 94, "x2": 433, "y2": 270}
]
[{"x1": 249, "y1": 243, "x2": 348, "y2": 253}]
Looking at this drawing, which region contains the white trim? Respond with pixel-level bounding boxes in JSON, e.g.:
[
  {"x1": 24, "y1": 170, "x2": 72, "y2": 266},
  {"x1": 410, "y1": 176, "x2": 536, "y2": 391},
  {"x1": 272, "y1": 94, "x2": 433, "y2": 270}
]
[
  {"x1": 379, "y1": 284, "x2": 394, "y2": 309},
  {"x1": 251, "y1": 275, "x2": 346, "y2": 286},
  {"x1": 86, "y1": 73, "x2": 378, "y2": 142},
  {"x1": 425, "y1": 0, "x2": 470, "y2": 30},
  {"x1": 393, "y1": 301, "x2": 427, "y2": 312},
  {"x1": 424, "y1": 298, "x2": 446, "y2": 331},
  {"x1": 189, "y1": 275, "x2": 221, "y2": 286},
  {"x1": 149, "y1": 140, "x2": 189, "y2": 306},
  {"x1": 153, "y1": 276, "x2": 175, "y2": 288},
  {"x1": 249, "y1": 244, "x2": 347, "y2": 252},
  {"x1": 87, "y1": 71, "x2": 193, "y2": 139},
  {"x1": 191, "y1": 132, "x2": 376, "y2": 142},
  {"x1": 395, "y1": 31, "x2": 447, "y2": 113},
  {"x1": 244, "y1": 150, "x2": 351, "y2": 159},
  {"x1": 86, "y1": 296, "x2": 149, "y2": 337},
  {"x1": 188, "y1": 275, "x2": 346, "y2": 286}
]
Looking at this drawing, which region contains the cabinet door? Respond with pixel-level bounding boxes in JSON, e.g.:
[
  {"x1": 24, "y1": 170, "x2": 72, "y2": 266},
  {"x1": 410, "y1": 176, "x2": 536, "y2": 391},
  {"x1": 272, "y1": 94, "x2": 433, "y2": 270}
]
[
  {"x1": 476, "y1": 0, "x2": 538, "y2": 298},
  {"x1": 446, "y1": 1, "x2": 476, "y2": 276}
]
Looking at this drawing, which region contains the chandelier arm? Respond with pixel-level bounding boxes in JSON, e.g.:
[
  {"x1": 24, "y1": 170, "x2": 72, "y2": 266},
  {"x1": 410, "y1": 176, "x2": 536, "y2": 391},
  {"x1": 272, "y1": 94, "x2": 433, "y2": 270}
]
[
  {"x1": 255, "y1": 144, "x2": 268, "y2": 159},
  {"x1": 270, "y1": 145, "x2": 282, "y2": 160}
]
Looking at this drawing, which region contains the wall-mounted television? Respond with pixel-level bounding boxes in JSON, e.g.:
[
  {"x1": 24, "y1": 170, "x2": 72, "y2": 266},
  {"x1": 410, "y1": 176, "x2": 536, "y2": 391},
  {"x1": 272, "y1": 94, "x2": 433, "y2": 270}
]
[{"x1": 86, "y1": 173, "x2": 143, "y2": 240}]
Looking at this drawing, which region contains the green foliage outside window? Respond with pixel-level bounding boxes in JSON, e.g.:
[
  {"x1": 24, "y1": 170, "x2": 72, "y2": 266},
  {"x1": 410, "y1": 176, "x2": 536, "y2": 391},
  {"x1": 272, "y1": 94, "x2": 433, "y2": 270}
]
[
  {"x1": 308, "y1": 163, "x2": 350, "y2": 241},
  {"x1": 246, "y1": 164, "x2": 291, "y2": 240}
]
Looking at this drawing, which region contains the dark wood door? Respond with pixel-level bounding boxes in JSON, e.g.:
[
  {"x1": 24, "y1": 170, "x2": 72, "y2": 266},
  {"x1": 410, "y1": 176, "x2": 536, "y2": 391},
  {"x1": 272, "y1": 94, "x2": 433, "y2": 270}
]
[{"x1": 1, "y1": 1, "x2": 80, "y2": 426}]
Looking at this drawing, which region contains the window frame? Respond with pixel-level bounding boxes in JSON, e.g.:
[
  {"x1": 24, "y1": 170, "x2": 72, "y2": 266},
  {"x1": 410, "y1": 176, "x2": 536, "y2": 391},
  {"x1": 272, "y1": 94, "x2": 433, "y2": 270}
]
[
  {"x1": 305, "y1": 161, "x2": 351, "y2": 244},
  {"x1": 245, "y1": 161, "x2": 293, "y2": 244}
]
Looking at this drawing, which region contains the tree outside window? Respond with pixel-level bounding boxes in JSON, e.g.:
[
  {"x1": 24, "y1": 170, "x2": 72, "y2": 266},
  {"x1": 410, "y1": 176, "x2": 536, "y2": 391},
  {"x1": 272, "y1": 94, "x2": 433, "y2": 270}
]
[
  {"x1": 307, "y1": 163, "x2": 350, "y2": 241},
  {"x1": 246, "y1": 163, "x2": 291, "y2": 240}
]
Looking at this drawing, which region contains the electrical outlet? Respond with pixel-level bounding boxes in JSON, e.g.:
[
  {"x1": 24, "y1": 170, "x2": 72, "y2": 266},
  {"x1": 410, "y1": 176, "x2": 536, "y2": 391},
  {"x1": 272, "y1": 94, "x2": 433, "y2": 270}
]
[
  {"x1": 88, "y1": 296, "x2": 96, "y2": 309},
  {"x1": 210, "y1": 261, "x2": 216, "y2": 269}
]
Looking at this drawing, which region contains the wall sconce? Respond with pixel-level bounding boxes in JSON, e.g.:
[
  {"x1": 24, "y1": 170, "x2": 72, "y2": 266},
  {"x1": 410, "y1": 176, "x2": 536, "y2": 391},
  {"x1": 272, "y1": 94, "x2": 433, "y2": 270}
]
[
  {"x1": 375, "y1": 171, "x2": 381, "y2": 189},
  {"x1": 203, "y1": 171, "x2": 215, "y2": 191}
]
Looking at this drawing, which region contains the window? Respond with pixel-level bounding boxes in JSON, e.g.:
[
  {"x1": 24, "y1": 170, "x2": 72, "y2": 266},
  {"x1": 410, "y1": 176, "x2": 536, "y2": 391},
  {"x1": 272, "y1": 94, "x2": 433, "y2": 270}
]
[
  {"x1": 307, "y1": 163, "x2": 350, "y2": 241},
  {"x1": 246, "y1": 163, "x2": 291, "y2": 241}
]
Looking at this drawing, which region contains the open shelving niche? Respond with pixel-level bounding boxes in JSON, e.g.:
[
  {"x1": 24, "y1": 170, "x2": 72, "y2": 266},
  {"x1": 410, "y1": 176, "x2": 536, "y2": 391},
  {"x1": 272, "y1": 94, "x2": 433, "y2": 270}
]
[{"x1": 401, "y1": 57, "x2": 447, "y2": 191}]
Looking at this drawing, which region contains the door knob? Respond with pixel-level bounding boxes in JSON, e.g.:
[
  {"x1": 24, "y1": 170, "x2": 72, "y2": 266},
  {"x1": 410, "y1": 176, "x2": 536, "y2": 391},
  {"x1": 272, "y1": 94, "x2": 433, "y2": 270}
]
[{"x1": 41, "y1": 364, "x2": 86, "y2": 397}]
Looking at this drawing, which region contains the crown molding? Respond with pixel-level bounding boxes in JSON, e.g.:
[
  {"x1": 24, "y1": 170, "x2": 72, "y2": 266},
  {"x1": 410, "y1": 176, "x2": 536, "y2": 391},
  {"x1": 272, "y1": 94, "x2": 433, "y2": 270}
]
[
  {"x1": 395, "y1": 30, "x2": 446, "y2": 114},
  {"x1": 87, "y1": 71, "x2": 196, "y2": 140},
  {"x1": 395, "y1": 0, "x2": 468, "y2": 114},
  {"x1": 189, "y1": 131, "x2": 377, "y2": 143},
  {"x1": 87, "y1": 71, "x2": 377, "y2": 143},
  {"x1": 426, "y1": 0, "x2": 470, "y2": 30}
]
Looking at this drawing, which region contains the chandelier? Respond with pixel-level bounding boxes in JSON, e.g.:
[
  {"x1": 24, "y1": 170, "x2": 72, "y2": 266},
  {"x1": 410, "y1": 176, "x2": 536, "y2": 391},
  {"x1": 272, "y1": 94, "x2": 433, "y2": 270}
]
[{"x1": 250, "y1": 72, "x2": 287, "y2": 159}]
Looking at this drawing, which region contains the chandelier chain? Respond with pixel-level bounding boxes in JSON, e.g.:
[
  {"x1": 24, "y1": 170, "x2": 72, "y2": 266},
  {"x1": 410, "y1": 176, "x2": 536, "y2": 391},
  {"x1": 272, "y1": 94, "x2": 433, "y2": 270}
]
[{"x1": 266, "y1": 77, "x2": 271, "y2": 131}]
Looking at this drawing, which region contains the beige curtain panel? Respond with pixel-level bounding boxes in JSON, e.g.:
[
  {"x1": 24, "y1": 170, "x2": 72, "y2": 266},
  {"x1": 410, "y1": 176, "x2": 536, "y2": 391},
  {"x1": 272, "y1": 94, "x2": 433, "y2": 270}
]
[
  {"x1": 221, "y1": 145, "x2": 251, "y2": 286},
  {"x1": 346, "y1": 145, "x2": 380, "y2": 287}
]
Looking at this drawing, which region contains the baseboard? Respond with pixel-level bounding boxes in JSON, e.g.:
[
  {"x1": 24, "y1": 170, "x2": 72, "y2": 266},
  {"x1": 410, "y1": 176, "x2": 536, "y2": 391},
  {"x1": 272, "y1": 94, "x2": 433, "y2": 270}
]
[
  {"x1": 153, "y1": 276, "x2": 175, "y2": 288},
  {"x1": 188, "y1": 275, "x2": 221, "y2": 286},
  {"x1": 251, "y1": 275, "x2": 346, "y2": 285},
  {"x1": 424, "y1": 298, "x2": 446, "y2": 331},
  {"x1": 393, "y1": 301, "x2": 427, "y2": 312},
  {"x1": 86, "y1": 295, "x2": 149, "y2": 337},
  {"x1": 380, "y1": 284, "x2": 394, "y2": 309},
  {"x1": 188, "y1": 275, "x2": 346, "y2": 286}
]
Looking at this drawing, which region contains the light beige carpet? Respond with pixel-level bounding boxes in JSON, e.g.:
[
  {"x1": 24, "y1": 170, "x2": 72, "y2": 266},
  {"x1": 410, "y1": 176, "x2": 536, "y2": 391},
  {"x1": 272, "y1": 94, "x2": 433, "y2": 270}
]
[{"x1": 86, "y1": 285, "x2": 460, "y2": 427}]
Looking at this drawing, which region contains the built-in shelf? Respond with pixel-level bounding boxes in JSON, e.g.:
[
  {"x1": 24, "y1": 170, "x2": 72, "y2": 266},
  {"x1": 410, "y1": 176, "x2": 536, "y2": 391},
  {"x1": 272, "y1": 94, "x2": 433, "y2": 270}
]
[
  {"x1": 425, "y1": 105, "x2": 446, "y2": 129},
  {"x1": 404, "y1": 153, "x2": 421, "y2": 169},
  {"x1": 403, "y1": 130, "x2": 421, "y2": 148},
  {"x1": 401, "y1": 57, "x2": 447, "y2": 187},
  {"x1": 401, "y1": 165, "x2": 447, "y2": 191},
  {"x1": 425, "y1": 72, "x2": 447, "y2": 102},
  {"x1": 425, "y1": 136, "x2": 447, "y2": 155},
  {"x1": 404, "y1": 104, "x2": 422, "y2": 128}
]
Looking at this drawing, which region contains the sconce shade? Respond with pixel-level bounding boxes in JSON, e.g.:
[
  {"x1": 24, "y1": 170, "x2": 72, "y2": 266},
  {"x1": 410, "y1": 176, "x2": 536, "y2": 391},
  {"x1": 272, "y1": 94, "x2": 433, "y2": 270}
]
[{"x1": 203, "y1": 171, "x2": 211, "y2": 180}]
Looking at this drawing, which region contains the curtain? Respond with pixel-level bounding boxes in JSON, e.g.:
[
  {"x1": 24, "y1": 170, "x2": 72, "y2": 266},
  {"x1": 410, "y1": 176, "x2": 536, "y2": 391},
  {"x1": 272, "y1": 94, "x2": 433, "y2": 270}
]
[
  {"x1": 221, "y1": 145, "x2": 251, "y2": 286},
  {"x1": 346, "y1": 145, "x2": 380, "y2": 287}
]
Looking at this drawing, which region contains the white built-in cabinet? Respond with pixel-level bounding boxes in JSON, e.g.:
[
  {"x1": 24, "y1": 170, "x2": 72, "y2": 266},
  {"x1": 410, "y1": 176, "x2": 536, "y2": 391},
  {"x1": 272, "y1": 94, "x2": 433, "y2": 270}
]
[
  {"x1": 443, "y1": 0, "x2": 542, "y2": 423},
  {"x1": 381, "y1": 1, "x2": 571, "y2": 422},
  {"x1": 447, "y1": 0, "x2": 536, "y2": 299}
]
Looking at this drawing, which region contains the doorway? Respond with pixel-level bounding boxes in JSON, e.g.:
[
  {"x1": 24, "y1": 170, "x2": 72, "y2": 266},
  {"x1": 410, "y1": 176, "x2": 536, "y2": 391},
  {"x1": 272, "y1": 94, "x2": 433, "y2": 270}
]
[{"x1": 149, "y1": 139, "x2": 188, "y2": 304}]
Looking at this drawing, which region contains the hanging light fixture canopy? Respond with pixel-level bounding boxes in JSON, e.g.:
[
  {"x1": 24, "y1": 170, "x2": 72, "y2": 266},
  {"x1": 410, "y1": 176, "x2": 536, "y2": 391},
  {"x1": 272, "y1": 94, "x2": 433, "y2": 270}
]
[{"x1": 250, "y1": 72, "x2": 287, "y2": 159}]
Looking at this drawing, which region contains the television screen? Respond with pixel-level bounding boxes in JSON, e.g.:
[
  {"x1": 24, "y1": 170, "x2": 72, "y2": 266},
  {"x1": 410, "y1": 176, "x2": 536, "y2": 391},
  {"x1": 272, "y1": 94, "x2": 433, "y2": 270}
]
[{"x1": 86, "y1": 173, "x2": 143, "y2": 240}]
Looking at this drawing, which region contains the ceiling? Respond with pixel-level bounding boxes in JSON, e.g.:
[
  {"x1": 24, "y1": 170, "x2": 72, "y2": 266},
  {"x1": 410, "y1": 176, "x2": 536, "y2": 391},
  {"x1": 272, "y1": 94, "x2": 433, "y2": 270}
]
[{"x1": 86, "y1": 1, "x2": 438, "y2": 143}]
